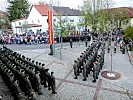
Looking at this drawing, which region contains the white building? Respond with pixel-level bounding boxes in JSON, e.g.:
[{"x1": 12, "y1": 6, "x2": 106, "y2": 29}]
[{"x1": 11, "y1": 4, "x2": 83, "y2": 34}]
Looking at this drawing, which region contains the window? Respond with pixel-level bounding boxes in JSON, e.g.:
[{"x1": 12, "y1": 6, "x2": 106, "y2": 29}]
[
  {"x1": 32, "y1": 20, "x2": 34, "y2": 24},
  {"x1": 19, "y1": 22, "x2": 21, "y2": 25},
  {"x1": 79, "y1": 19, "x2": 81, "y2": 22},
  {"x1": 38, "y1": 19, "x2": 40, "y2": 23},
  {"x1": 54, "y1": 19, "x2": 56, "y2": 22},
  {"x1": 70, "y1": 19, "x2": 74, "y2": 22}
]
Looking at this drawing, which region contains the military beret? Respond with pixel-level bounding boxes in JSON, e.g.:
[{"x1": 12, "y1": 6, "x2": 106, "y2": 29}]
[
  {"x1": 42, "y1": 64, "x2": 45, "y2": 66},
  {"x1": 51, "y1": 71, "x2": 54, "y2": 75},
  {"x1": 84, "y1": 50, "x2": 86, "y2": 53},
  {"x1": 93, "y1": 61, "x2": 97, "y2": 65},
  {"x1": 22, "y1": 55, "x2": 24, "y2": 58},
  {"x1": 29, "y1": 66, "x2": 32, "y2": 69},
  {"x1": 45, "y1": 69, "x2": 49, "y2": 72},
  {"x1": 13, "y1": 52, "x2": 17, "y2": 54},
  {"x1": 39, "y1": 63, "x2": 41, "y2": 65},
  {"x1": 98, "y1": 55, "x2": 101, "y2": 57},
  {"x1": 74, "y1": 60, "x2": 77, "y2": 62},
  {"x1": 9, "y1": 72, "x2": 13, "y2": 76},
  {"x1": 32, "y1": 67, "x2": 35, "y2": 70}
]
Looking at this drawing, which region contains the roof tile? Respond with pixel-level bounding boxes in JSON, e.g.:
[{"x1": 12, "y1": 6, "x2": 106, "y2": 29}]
[{"x1": 34, "y1": 4, "x2": 58, "y2": 16}]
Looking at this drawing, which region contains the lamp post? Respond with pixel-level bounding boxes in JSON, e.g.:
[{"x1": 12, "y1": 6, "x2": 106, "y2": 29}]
[
  {"x1": 107, "y1": 22, "x2": 115, "y2": 77},
  {"x1": 77, "y1": 24, "x2": 81, "y2": 46},
  {"x1": 57, "y1": 27, "x2": 62, "y2": 59}
]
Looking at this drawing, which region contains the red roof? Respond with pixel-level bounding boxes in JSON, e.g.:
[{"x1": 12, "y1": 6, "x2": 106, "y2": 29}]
[
  {"x1": 15, "y1": 24, "x2": 42, "y2": 28},
  {"x1": 126, "y1": 7, "x2": 133, "y2": 18},
  {"x1": 108, "y1": 7, "x2": 133, "y2": 18},
  {"x1": 33, "y1": 4, "x2": 58, "y2": 16},
  {"x1": 1, "y1": 12, "x2": 8, "y2": 17}
]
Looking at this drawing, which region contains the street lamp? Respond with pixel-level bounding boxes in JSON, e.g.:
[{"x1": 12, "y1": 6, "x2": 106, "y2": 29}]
[
  {"x1": 77, "y1": 24, "x2": 81, "y2": 46},
  {"x1": 57, "y1": 26, "x2": 62, "y2": 59}
]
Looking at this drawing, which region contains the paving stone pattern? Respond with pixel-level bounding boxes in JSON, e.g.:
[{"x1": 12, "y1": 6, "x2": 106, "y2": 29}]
[{"x1": 0, "y1": 44, "x2": 133, "y2": 100}]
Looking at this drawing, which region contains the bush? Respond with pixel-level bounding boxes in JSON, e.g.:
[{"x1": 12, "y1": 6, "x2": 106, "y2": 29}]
[
  {"x1": 124, "y1": 26, "x2": 133, "y2": 41},
  {"x1": 131, "y1": 46, "x2": 133, "y2": 51}
]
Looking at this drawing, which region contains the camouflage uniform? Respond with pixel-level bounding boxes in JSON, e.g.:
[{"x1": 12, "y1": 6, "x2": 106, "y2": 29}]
[{"x1": 73, "y1": 60, "x2": 78, "y2": 79}]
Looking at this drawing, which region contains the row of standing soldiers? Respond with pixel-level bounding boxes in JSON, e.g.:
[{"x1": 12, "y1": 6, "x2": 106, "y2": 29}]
[
  {"x1": 0, "y1": 46, "x2": 57, "y2": 100},
  {"x1": 73, "y1": 39, "x2": 105, "y2": 83},
  {"x1": 56, "y1": 35, "x2": 91, "y2": 43}
]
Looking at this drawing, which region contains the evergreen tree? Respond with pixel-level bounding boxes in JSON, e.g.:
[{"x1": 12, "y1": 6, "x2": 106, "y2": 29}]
[{"x1": 7, "y1": 0, "x2": 30, "y2": 21}]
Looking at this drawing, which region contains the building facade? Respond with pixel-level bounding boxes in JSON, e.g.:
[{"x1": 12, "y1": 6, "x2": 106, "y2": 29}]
[{"x1": 11, "y1": 4, "x2": 83, "y2": 34}]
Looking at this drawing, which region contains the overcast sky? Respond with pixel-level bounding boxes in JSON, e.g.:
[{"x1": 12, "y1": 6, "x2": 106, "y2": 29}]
[{"x1": 0, "y1": 0, "x2": 133, "y2": 11}]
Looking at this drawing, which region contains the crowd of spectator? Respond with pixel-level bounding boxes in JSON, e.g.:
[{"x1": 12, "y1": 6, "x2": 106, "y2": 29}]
[
  {"x1": 0, "y1": 32, "x2": 49, "y2": 45},
  {"x1": 0, "y1": 30, "x2": 92, "y2": 45}
]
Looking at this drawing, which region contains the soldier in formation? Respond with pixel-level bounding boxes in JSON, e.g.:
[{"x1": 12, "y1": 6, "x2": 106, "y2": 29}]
[
  {"x1": 73, "y1": 60, "x2": 78, "y2": 79},
  {"x1": 0, "y1": 46, "x2": 58, "y2": 100},
  {"x1": 73, "y1": 37, "x2": 105, "y2": 83}
]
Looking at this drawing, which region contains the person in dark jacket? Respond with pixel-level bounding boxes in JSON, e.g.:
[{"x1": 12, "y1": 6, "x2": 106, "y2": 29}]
[{"x1": 69, "y1": 38, "x2": 73, "y2": 48}]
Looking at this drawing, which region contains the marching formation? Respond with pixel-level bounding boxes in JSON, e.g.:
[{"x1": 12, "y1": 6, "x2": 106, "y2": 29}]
[
  {"x1": 0, "y1": 46, "x2": 57, "y2": 100},
  {"x1": 73, "y1": 39, "x2": 105, "y2": 83}
]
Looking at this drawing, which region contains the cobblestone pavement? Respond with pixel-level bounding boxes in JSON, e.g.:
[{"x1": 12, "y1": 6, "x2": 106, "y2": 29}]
[{"x1": 1, "y1": 43, "x2": 133, "y2": 100}]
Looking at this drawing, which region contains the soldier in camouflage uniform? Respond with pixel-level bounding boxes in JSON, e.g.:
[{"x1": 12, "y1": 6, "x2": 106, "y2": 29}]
[
  {"x1": 73, "y1": 60, "x2": 78, "y2": 79},
  {"x1": 77, "y1": 58, "x2": 82, "y2": 75},
  {"x1": 82, "y1": 61, "x2": 87, "y2": 81},
  {"x1": 92, "y1": 61, "x2": 98, "y2": 83},
  {"x1": 50, "y1": 72, "x2": 57, "y2": 94}
]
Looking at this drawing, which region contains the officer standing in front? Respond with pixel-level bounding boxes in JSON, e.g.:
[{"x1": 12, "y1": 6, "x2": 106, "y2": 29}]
[
  {"x1": 85, "y1": 37, "x2": 88, "y2": 47},
  {"x1": 69, "y1": 38, "x2": 73, "y2": 48}
]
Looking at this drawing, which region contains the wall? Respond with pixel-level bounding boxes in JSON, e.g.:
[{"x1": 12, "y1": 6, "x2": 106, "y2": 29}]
[
  {"x1": 11, "y1": 18, "x2": 26, "y2": 34},
  {"x1": 27, "y1": 6, "x2": 43, "y2": 33}
]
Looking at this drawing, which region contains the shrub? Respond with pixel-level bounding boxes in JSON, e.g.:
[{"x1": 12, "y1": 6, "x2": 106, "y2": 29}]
[{"x1": 124, "y1": 26, "x2": 133, "y2": 41}]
